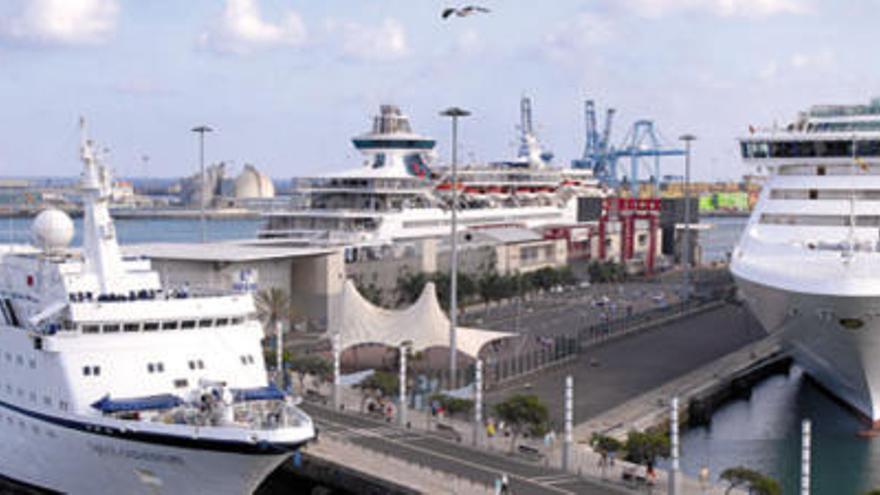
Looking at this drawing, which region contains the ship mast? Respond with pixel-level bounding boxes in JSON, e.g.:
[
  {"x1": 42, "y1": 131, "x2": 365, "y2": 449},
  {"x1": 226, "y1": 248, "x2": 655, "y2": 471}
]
[{"x1": 79, "y1": 118, "x2": 125, "y2": 293}]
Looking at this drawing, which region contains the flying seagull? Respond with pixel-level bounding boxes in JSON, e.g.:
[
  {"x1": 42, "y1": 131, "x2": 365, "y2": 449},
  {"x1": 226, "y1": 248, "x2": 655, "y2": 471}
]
[{"x1": 442, "y1": 5, "x2": 491, "y2": 19}]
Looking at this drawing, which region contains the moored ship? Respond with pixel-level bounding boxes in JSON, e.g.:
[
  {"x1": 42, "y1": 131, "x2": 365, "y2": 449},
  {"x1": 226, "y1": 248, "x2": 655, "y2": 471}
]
[
  {"x1": 0, "y1": 122, "x2": 315, "y2": 494},
  {"x1": 732, "y1": 98, "x2": 880, "y2": 424}
]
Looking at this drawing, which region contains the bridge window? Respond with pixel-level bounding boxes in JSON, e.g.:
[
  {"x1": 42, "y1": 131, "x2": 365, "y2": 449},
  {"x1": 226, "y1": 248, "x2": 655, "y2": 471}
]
[
  {"x1": 102, "y1": 324, "x2": 120, "y2": 333},
  {"x1": 162, "y1": 321, "x2": 178, "y2": 330},
  {"x1": 123, "y1": 323, "x2": 140, "y2": 332},
  {"x1": 143, "y1": 322, "x2": 160, "y2": 331},
  {"x1": 83, "y1": 325, "x2": 99, "y2": 334},
  {"x1": 181, "y1": 320, "x2": 196, "y2": 330},
  {"x1": 198, "y1": 319, "x2": 213, "y2": 328}
]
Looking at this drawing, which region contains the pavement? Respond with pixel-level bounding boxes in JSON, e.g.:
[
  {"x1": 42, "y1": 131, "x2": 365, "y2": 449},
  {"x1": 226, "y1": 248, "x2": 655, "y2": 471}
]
[
  {"x1": 485, "y1": 302, "x2": 767, "y2": 430},
  {"x1": 301, "y1": 402, "x2": 628, "y2": 495}
]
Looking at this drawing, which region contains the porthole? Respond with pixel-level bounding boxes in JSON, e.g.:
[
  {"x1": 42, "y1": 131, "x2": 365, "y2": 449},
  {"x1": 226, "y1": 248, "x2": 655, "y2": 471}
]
[{"x1": 840, "y1": 318, "x2": 865, "y2": 330}]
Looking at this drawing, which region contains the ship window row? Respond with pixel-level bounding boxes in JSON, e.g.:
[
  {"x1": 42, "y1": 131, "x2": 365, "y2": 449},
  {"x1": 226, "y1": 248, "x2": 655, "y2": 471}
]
[
  {"x1": 79, "y1": 316, "x2": 246, "y2": 335},
  {"x1": 760, "y1": 213, "x2": 880, "y2": 227},
  {"x1": 82, "y1": 365, "x2": 101, "y2": 376},
  {"x1": 0, "y1": 411, "x2": 60, "y2": 439},
  {"x1": 401, "y1": 212, "x2": 561, "y2": 229},
  {"x1": 742, "y1": 140, "x2": 880, "y2": 159},
  {"x1": 769, "y1": 189, "x2": 880, "y2": 200},
  {"x1": 1, "y1": 352, "x2": 36, "y2": 370},
  {"x1": 0, "y1": 383, "x2": 69, "y2": 413},
  {"x1": 240, "y1": 354, "x2": 255, "y2": 365},
  {"x1": 778, "y1": 164, "x2": 880, "y2": 176}
]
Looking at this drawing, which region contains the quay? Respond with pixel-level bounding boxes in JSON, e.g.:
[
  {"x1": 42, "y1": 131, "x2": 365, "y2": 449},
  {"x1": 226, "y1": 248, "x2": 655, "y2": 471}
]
[{"x1": 277, "y1": 288, "x2": 784, "y2": 494}]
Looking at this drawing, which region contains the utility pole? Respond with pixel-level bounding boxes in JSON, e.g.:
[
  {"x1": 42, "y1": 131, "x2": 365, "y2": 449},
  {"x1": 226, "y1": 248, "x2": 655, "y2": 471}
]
[
  {"x1": 679, "y1": 134, "x2": 696, "y2": 298},
  {"x1": 191, "y1": 125, "x2": 213, "y2": 243},
  {"x1": 563, "y1": 375, "x2": 573, "y2": 471},
  {"x1": 440, "y1": 107, "x2": 470, "y2": 389},
  {"x1": 332, "y1": 332, "x2": 341, "y2": 410},
  {"x1": 669, "y1": 396, "x2": 681, "y2": 495},
  {"x1": 399, "y1": 342, "x2": 409, "y2": 427},
  {"x1": 801, "y1": 419, "x2": 811, "y2": 495},
  {"x1": 473, "y1": 359, "x2": 483, "y2": 446}
]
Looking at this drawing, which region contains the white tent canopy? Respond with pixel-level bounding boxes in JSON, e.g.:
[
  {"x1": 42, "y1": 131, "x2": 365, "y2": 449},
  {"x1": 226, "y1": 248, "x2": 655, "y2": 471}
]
[{"x1": 334, "y1": 280, "x2": 512, "y2": 358}]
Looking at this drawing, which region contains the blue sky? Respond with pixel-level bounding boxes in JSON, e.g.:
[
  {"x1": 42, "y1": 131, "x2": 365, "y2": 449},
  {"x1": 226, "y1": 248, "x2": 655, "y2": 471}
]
[{"x1": 0, "y1": 0, "x2": 876, "y2": 181}]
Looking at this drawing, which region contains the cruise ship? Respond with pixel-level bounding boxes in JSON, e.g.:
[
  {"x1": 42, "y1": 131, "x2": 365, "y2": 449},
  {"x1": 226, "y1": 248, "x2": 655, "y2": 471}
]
[
  {"x1": 260, "y1": 100, "x2": 605, "y2": 252},
  {"x1": 0, "y1": 123, "x2": 315, "y2": 493},
  {"x1": 731, "y1": 98, "x2": 880, "y2": 425}
]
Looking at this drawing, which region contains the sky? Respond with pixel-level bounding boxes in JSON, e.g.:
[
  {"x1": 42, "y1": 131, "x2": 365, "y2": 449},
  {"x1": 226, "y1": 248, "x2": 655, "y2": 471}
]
[{"x1": 0, "y1": 0, "x2": 877, "y2": 182}]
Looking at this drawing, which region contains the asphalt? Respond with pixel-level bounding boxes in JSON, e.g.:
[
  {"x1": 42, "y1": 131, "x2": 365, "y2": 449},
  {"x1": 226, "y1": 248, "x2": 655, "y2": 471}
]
[
  {"x1": 301, "y1": 402, "x2": 628, "y2": 495},
  {"x1": 485, "y1": 302, "x2": 767, "y2": 427}
]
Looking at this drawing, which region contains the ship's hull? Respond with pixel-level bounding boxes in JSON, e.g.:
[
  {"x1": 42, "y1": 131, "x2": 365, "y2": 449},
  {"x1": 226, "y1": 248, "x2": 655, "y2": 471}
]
[
  {"x1": 733, "y1": 273, "x2": 880, "y2": 423},
  {"x1": 0, "y1": 403, "x2": 295, "y2": 494}
]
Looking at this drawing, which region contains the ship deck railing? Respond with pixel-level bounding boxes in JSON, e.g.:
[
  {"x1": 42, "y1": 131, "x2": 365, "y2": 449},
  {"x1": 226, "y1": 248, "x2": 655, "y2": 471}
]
[{"x1": 111, "y1": 398, "x2": 310, "y2": 431}]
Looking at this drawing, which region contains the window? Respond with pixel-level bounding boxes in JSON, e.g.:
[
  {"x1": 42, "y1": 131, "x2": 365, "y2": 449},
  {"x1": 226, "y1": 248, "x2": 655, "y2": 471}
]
[
  {"x1": 15, "y1": 355, "x2": 22, "y2": 366},
  {"x1": 28, "y1": 392, "x2": 35, "y2": 402},
  {"x1": 817, "y1": 166, "x2": 826, "y2": 176},
  {"x1": 174, "y1": 379, "x2": 189, "y2": 388},
  {"x1": 28, "y1": 359, "x2": 35, "y2": 369},
  {"x1": 42, "y1": 396, "x2": 51, "y2": 407},
  {"x1": 93, "y1": 366, "x2": 101, "y2": 376},
  {"x1": 123, "y1": 323, "x2": 140, "y2": 332},
  {"x1": 240, "y1": 356, "x2": 247, "y2": 365},
  {"x1": 162, "y1": 321, "x2": 178, "y2": 331},
  {"x1": 809, "y1": 189, "x2": 818, "y2": 200},
  {"x1": 216, "y1": 318, "x2": 229, "y2": 327},
  {"x1": 102, "y1": 324, "x2": 120, "y2": 333},
  {"x1": 143, "y1": 322, "x2": 159, "y2": 331},
  {"x1": 147, "y1": 363, "x2": 154, "y2": 373},
  {"x1": 83, "y1": 325, "x2": 99, "y2": 334},
  {"x1": 83, "y1": 366, "x2": 91, "y2": 376},
  {"x1": 188, "y1": 360, "x2": 195, "y2": 370},
  {"x1": 181, "y1": 320, "x2": 196, "y2": 330},
  {"x1": 231, "y1": 317, "x2": 244, "y2": 325},
  {"x1": 198, "y1": 319, "x2": 213, "y2": 328},
  {"x1": 247, "y1": 355, "x2": 255, "y2": 364},
  {"x1": 196, "y1": 360, "x2": 204, "y2": 370}
]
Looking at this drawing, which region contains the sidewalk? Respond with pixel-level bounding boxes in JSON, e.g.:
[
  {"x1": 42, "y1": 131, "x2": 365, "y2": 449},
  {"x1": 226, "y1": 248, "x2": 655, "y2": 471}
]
[{"x1": 300, "y1": 377, "x2": 744, "y2": 494}]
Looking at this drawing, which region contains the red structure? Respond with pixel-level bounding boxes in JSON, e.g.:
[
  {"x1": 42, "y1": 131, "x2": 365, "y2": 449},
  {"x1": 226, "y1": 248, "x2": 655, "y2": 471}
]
[
  {"x1": 541, "y1": 224, "x2": 594, "y2": 260},
  {"x1": 600, "y1": 197, "x2": 661, "y2": 273}
]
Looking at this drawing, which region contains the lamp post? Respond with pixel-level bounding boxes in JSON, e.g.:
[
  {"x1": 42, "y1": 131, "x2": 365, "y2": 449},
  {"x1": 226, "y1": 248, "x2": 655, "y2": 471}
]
[
  {"x1": 440, "y1": 107, "x2": 470, "y2": 389},
  {"x1": 678, "y1": 134, "x2": 696, "y2": 299},
  {"x1": 191, "y1": 125, "x2": 213, "y2": 243}
]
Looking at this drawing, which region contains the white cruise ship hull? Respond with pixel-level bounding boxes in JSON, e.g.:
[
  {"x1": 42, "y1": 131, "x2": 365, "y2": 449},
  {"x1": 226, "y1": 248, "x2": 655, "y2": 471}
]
[
  {"x1": 732, "y1": 272, "x2": 880, "y2": 424},
  {"x1": 0, "y1": 404, "x2": 293, "y2": 494}
]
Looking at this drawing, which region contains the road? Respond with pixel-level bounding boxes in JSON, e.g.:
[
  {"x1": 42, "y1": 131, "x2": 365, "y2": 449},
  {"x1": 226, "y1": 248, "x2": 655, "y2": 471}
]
[
  {"x1": 485, "y1": 303, "x2": 766, "y2": 427},
  {"x1": 301, "y1": 402, "x2": 629, "y2": 495}
]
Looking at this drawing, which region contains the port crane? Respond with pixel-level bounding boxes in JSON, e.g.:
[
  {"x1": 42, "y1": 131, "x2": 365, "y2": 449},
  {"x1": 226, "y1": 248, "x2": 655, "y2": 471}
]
[{"x1": 572, "y1": 99, "x2": 685, "y2": 196}]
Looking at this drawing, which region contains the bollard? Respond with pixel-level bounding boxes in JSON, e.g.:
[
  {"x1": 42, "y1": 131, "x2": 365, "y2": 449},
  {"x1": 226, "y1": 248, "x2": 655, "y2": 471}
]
[
  {"x1": 562, "y1": 375, "x2": 573, "y2": 472},
  {"x1": 668, "y1": 396, "x2": 681, "y2": 495},
  {"x1": 801, "y1": 419, "x2": 811, "y2": 495}
]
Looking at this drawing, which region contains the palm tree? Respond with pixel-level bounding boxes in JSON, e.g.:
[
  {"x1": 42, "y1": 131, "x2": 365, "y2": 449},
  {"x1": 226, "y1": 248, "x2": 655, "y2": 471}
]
[{"x1": 254, "y1": 288, "x2": 296, "y2": 380}]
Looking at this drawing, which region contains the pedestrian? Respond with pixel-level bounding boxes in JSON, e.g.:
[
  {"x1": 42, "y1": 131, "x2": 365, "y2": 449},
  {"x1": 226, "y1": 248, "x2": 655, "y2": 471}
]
[{"x1": 500, "y1": 473, "x2": 510, "y2": 495}]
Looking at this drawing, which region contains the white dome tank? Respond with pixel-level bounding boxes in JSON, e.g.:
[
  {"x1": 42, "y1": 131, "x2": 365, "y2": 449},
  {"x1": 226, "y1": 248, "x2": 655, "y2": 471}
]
[
  {"x1": 234, "y1": 164, "x2": 275, "y2": 199},
  {"x1": 31, "y1": 209, "x2": 74, "y2": 252}
]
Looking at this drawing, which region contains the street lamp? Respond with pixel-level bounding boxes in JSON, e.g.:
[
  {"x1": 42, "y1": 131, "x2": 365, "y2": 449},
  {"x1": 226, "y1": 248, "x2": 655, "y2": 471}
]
[
  {"x1": 191, "y1": 125, "x2": 213, "y2": 243},
  {"x1": 678, "y1": 134, "x2": 696, "y2": 299},
  {"x1": 440, "y1": 106, "x2": 471, "y2": 389}
]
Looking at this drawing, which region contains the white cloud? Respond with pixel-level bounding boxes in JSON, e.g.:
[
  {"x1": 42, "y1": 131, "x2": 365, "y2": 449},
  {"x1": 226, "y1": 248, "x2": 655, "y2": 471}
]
[
  {"x1": 1, "y1": 0, "x2": 118, "y2": 45},
  {"x1": 789, "y1": 48, "x2": 833, "y2": 70},
  {"x1": 543, "y1": 12, "x2": 615, "y2": 61},
  {"x1": 325, "y1": 18, "x2": 409, "y2": 62},
  {"x1": 199, "y1": 0, "x2": 307, "y2": 55},
  {"x1": 623, "y1": 0, "x2": 810, "y2": 18}
]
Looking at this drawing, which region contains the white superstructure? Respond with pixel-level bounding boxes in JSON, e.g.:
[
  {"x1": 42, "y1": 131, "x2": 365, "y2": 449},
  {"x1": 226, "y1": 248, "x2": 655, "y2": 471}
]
[
  {"x1": 731, "y1": 98, "x2": 880, "y2": 424},
  {"x1": 0, "y1": 122, "x2": 314, "y2": 494},
  {"x1": 260, "y1": 102, "x2": 605, "y2": 252}
]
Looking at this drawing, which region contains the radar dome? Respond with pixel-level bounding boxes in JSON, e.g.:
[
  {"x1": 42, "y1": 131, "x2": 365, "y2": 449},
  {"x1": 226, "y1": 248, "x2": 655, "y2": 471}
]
[
  {"x1": 234, "y1": 164, "x2": 275, "y2": 199},
  {"x1": 31, "y1": 209, "x2": 74, "y2": 252}
]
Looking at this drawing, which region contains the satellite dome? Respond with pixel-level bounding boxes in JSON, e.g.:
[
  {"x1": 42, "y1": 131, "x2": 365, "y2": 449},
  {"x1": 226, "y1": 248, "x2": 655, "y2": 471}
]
[
  {"x1": 234, "y1": 164, "x2": 275, "y2": 199},
  {"x1": 31, "y1": 209, "x2": 74, "y2": 252}
]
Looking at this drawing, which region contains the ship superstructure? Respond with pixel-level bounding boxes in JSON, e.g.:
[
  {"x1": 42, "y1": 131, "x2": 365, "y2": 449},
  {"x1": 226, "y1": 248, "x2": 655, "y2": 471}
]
[
  {"x1": 260, "y1": 101, "x2": 606, "y2": 251},
  {"x1": 732, "y1": 98, "x2": 880, "y2": 424},
  {"x1": 0, "y1": 122, "x2": 314, "y2": 493}
]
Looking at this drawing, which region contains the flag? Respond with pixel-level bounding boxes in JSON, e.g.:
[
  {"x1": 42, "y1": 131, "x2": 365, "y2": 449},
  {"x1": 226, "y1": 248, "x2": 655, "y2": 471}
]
[{"x1": 856, "y1": 157, "x2": 869, "y2": 172}]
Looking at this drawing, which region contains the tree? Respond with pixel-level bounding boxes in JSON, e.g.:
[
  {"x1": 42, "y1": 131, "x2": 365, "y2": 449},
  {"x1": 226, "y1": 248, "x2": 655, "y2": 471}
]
[
  {"x1": 429, "y1": 394, "x2": 474, "y2": 417},
  {"x1": 395, "y1": 272, "x2": 428, "y2": 306},
  {"x1": 355, "y1": 281, "x2": 384, "y2": 307},
  {"x1": 287, "y1": 354, "x2": 333, "y2": 389},
  {"x1": 255, "y1": 288, "x2": 296, "y2": 375},
  {"x1": 357, "y1": 371, "x2": 399, "y2": 397},
  {"x1": 624, "y1": 428, "x2": 670, "y2": 465},
  {"x1": 719, "y1": 466, "x2": 781, "y2": 495},
  {"x1": 590, "y1": 432, "x2": 624, "y2": 454},
  {"x1": 493, "y1": 394, "x2": 549, "y2": 451}
]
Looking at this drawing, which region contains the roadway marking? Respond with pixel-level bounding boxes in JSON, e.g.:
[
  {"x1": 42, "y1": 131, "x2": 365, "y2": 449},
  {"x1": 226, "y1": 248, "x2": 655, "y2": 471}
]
[{"x1": 312, "y1": 414, "x2": 577, "y2": 495}]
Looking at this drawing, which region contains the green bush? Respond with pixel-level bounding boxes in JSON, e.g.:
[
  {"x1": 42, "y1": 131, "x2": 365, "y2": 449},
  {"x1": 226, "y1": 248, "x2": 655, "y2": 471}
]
[{"x1": 429, "y1": 394, "x2": 474, "y2": 416}]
